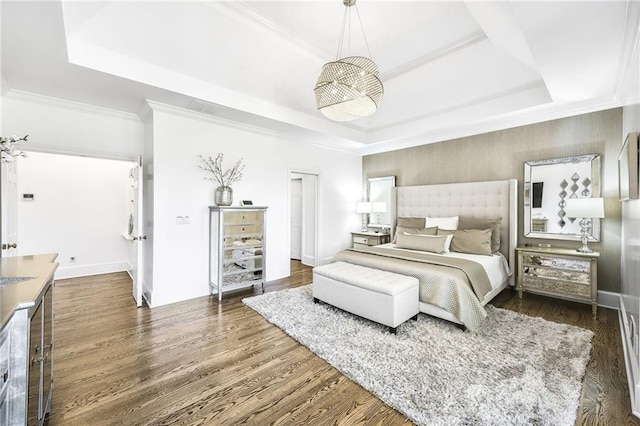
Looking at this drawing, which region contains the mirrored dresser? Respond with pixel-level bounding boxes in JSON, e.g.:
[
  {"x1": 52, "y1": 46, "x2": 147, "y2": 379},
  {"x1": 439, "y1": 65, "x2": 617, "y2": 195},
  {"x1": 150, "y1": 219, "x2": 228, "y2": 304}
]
[
  {"x1": 209, "y1": 206, "x2": 267, "y2": 301},
  {"x1": 516, "y1": 246, "x2": 599, "y2": 318}
]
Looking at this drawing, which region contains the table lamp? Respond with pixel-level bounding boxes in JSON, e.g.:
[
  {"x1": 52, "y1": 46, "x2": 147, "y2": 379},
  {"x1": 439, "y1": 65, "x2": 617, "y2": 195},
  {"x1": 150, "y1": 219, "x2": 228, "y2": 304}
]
[
  {"x1": 356, "y1": 202, "x2": 372, "y2": 232},
  {"x1": 564, "y1": 197, "x2": 604, "y2": 253}
]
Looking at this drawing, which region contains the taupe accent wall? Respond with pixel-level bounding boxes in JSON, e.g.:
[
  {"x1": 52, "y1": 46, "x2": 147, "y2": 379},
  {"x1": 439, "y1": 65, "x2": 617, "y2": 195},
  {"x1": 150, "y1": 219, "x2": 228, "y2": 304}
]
[{"x1": 363, "y1": 108, "x2": 622, "y2": 293}]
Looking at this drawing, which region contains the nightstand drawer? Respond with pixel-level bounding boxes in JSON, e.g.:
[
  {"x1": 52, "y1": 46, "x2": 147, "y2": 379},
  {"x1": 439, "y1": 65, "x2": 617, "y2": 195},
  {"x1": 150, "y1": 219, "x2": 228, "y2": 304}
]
[
  {"x1": 351, "y1": 232, "x2": 390, "y2": 248},
  {"x1": 522, "y1": 254, "x2": 590, "y2": 273},
  {"x1": 522, "y1": 265, "x2": 590, "y2": 285},
  {"x1": 353, "y1": 236, "x2": 370, "y2": 245},
  {"x1": 521, "y1": 275, "x2": 591, "y2": 298}
]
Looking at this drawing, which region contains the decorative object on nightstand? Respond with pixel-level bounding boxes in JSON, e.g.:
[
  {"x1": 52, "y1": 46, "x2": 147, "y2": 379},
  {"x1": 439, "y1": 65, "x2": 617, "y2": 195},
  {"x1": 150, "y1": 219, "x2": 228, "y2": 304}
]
[
  {"x1": 199, "y1": 153, "x2": 245, "y2": 206},
  {"x1": 516, "y1": 246, "x2": 599, "y2": 318},
  {"x1": 564, "y1": 197, "x2": 604, "y2": 253},
  {"x1": 351, "y1": 231, "x2": 390, "y2": 249}
]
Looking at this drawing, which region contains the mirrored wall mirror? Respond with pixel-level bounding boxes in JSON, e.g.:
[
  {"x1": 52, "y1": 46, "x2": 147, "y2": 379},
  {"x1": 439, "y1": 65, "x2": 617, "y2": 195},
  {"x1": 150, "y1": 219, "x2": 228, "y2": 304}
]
[
  {"x1": 524, "y1": 154, "x2": 601, "y2": 241},
  {"x1": 367, "y1": 176, "x2": 395, "y2": 230}
]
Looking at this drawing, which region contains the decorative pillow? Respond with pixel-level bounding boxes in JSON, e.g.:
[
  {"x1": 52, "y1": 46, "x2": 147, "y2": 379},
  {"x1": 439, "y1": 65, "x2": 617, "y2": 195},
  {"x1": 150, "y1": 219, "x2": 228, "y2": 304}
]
[
  {"x1": 425, "y1": 216, "x2": 459, "y2": 231},
  {"x1": 392, "y1": 226, "x2": 437, "y2": 243},
  {"x1": 395, "y1": 232, "x2": 452, "y2": 254},
  {"x1": 438, "y1": 229, "x2": 493, "y2": 255},
  {"x1": 458, "y1": 216, "x2": 502, "y2": 253},
  {"x1": 397, "y1": 217, "x2": 426, "y2": 228}
]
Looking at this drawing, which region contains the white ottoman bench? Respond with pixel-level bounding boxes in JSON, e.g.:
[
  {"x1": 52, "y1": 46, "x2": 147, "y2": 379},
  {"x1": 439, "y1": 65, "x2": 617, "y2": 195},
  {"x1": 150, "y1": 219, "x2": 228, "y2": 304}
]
[{"x1": 312, "y1": 261, "x2": 420, "y2": 334}]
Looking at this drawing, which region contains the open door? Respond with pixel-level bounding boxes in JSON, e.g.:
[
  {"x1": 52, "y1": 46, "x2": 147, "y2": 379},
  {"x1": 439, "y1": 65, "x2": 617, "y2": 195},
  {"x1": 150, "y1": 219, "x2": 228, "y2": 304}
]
[
  {"x1": 290, "y1": 176, "x2": 302, "y2": 260},
  {"x1": 300, "y1": 174, "x2": 318, "y2": 267},
  {"x1": 1, "y1": 160, "x2": 19, "y2": 257},
  {"x1": 129, "y1": 156, "x2": 146, "y2": 307}
]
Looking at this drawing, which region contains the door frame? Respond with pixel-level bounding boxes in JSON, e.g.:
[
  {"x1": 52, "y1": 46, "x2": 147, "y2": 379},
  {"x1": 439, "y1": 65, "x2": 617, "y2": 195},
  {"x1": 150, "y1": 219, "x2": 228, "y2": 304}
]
[
  {"x1": 6, "y1": 146, "x2": 141, "y2": 277},
  {"x1": 287, "y1": 168, "x2": 321, "y2": 272},
  {"x1": 0, "y1": 160, "x2": 19, "y2": 257}
]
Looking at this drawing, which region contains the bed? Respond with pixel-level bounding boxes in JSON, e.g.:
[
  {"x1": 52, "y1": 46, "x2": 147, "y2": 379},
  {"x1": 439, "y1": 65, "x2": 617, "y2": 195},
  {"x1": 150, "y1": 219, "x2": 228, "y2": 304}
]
[{"x1": 332, "y1": 179, "x2": 517, "y2": 330}]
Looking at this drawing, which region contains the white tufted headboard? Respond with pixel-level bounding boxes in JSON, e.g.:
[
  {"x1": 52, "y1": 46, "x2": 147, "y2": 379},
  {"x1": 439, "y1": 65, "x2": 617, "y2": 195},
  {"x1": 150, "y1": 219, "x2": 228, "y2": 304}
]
[{"x1": 393, "y1": 179, "x2": 517, "y2": 284}]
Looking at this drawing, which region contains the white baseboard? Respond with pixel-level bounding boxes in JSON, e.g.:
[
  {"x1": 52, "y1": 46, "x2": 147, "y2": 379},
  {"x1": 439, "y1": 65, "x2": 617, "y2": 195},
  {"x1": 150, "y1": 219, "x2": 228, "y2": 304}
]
[
  {"x1": 619, "y1": 296, "x2": 640, "y2": 418},
  {"x1": 55, "y1": 261, "x2": 129, "y2": 279},
  {"x1": 301, "y1": 255, "x2": 316, "y2": 267},
  {"x1": 598, "y1": 290, "x2": 620, "y2": 310}
]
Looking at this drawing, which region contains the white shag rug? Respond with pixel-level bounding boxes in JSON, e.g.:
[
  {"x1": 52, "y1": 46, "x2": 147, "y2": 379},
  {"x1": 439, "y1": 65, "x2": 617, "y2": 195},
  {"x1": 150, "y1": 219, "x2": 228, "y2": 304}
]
[{"x1": 243, "y1": 285, "x2": 594, "y2": 426}]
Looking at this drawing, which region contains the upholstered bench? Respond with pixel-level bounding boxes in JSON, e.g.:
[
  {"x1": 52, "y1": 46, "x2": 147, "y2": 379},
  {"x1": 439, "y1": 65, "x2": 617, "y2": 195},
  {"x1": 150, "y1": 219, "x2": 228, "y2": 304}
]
[{"x1": 312, "y1": 261, "x2": 420, "y2": 334}]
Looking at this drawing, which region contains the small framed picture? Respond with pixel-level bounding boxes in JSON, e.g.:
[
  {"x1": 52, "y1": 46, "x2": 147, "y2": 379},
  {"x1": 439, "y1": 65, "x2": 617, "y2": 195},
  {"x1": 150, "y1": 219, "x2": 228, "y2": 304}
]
[{"x1": 241, "y1": 200, "x2": 253, "y2": 206}]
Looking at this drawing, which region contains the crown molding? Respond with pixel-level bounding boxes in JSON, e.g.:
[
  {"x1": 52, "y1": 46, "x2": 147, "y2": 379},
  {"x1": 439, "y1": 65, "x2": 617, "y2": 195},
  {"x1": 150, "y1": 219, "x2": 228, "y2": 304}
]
[
  {"x1": 3, "y1": 88, "x2": 141, "y2": 122},
  {"x1": 381, "y1": 30, "x2": 487, "y2": 82},
  {"x1": 209, "y1": 1, "x2": 488, "y2": 84},
  {"x1": 614, "y1": 0, "x2": 640, "y2": 101},
  {"x1": 361, "y1": 98, "x2": 621, "y2": 156},
  {"x1": 205, "y1": 1, "x2": 330, "y2": 62},
  {"x1": 145, "y1": 100, "x2": 362, "y2": 155},
  {"x1": 368, "y1": 80, "x2": 548, "y2": 135}
]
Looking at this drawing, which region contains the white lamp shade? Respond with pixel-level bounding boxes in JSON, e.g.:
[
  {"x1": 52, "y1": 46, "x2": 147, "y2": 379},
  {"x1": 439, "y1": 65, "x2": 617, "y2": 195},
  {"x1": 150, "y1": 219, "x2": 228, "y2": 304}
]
[
  {"x1": 564, "y1": 198, "x2": 605, "y2": 218},
  {"x1": 356, "y1": 202, "x2": 372, "y2": 214}
]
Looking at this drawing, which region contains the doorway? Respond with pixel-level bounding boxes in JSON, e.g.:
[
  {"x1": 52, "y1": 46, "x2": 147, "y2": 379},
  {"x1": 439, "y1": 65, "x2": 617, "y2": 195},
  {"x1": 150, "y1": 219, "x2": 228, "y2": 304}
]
[
  {"x1": 289, "y1": 170, "x2": 319, "y2": 267},
  {"x1": 9, "y1": 151, "x2": 136, "y2": 280}
]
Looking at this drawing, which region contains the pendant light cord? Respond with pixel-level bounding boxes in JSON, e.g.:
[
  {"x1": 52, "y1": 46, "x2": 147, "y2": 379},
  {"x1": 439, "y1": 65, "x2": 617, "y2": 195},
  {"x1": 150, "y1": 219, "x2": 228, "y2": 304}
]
[
  {"x1": 335, "y1": 2, "x2": 374, "y2": 60},
  {"x1": 354, "y1": 4, "x2": 374, "y2": 60},
  {"x1": 336, "y1": 7, "x2": 348, "y2": 59}
]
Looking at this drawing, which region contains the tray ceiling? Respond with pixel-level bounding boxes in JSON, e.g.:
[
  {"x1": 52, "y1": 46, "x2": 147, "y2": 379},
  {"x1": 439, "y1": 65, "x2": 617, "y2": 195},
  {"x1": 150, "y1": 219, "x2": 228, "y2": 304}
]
[{"x1": 2, "y1": 1, "x2": 638, "y2": 154}]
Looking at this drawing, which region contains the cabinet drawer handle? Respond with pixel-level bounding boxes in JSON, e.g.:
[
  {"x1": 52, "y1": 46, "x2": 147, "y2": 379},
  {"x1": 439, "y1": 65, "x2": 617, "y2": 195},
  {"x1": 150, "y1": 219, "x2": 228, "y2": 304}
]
[{"x1": 2, "y1": 370, "x2": 7, "y2": 383}]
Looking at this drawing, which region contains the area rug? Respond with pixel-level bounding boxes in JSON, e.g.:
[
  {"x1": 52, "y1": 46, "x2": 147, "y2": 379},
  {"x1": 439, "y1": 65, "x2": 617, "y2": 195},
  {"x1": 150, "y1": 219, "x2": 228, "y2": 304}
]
[{"x1": 243, "y1": 285, "x2": 594, "y2": 426}]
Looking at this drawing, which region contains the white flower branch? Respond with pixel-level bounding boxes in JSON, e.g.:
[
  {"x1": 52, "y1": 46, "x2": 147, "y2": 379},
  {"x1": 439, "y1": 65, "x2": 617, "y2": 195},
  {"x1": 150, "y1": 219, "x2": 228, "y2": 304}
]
[
  {"x1": 199, "y1": 153, "x2": 245, "y2": 187},
  {"x1": 0, "y1": 134, "x2": 28, "y2": 162}
]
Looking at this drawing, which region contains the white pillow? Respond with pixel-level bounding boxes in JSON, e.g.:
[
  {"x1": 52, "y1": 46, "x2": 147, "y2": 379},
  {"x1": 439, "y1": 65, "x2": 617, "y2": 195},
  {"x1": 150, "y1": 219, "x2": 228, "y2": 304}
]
[{"x1": 425, "y1": 216, "x2": 459, "y2": 231}]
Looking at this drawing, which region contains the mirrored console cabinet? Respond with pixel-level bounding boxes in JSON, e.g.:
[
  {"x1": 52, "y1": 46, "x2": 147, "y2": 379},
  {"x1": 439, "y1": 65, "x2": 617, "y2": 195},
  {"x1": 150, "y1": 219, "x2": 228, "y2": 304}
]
[
  {"x1": 209, "y1": 206, "x2": 267, "y2": 301},
  {"x1": 516, "y1": 246, "x2": 598, "y2": 318}
]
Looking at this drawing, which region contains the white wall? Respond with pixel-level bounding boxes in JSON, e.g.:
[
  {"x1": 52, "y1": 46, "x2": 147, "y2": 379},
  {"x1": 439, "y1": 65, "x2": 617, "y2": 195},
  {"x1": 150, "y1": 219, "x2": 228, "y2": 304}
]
[
  {"x1": 1, "y1": 90, "x2": 143, "y2": 160},
  {"x1": 146, "y1": 103, "x2": 362, "y2": 307},
  {"x1": 1, "y1": 91, "x2": 362, "y2": 306},
  {"x1": 17, "y1": 152, "x2": 134, "y2": 278}
]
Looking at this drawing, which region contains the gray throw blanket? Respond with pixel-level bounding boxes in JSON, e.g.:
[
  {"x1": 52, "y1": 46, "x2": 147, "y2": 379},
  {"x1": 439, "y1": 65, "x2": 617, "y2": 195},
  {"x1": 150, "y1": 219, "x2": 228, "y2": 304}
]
[{"x1": 332, "y1": 247, "x2": 495, "y2": 330}]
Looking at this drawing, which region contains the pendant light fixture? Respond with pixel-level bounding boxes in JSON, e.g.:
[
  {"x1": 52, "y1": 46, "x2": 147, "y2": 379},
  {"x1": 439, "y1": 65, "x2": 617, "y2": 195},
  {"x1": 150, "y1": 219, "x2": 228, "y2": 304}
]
[{"x1": 314, "y1": 0, "x2": 383, "y2": 122}]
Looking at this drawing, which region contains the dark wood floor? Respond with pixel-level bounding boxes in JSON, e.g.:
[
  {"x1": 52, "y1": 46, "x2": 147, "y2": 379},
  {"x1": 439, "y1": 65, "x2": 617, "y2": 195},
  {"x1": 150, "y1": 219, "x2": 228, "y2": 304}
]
[{"x1": 47, "y1": 261, "x2": 638, "y2": 425}]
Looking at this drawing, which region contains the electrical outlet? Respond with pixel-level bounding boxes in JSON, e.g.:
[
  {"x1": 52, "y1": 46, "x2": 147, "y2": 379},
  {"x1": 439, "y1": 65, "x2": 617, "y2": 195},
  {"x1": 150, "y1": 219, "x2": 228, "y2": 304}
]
[{"x1": 176, "y1": 216, "x2": 191, "y2": 225}]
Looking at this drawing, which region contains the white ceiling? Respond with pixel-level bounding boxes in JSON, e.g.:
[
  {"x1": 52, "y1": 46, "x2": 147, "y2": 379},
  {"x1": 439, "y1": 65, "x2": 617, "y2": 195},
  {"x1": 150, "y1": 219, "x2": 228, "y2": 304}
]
[{"x1": 2, "y1": 1, "x2": 639, "y2": 154}]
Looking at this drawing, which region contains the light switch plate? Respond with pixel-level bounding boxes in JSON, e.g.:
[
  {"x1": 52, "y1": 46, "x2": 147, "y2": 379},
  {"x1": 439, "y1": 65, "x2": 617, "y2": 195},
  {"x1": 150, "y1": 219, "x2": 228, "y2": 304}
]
[{"x1": 176, "y1": 216, "x2": 190, "y2": 225}]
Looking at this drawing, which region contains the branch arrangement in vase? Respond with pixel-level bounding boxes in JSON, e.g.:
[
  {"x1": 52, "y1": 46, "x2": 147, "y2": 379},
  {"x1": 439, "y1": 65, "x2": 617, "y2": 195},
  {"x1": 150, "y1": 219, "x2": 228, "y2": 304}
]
[
  {"x1": 199, "y1": 153, "x2": 245, "y2": 187},
  {"x1": 0, "y1": 134, "x2": 28, "y2": 161}
]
